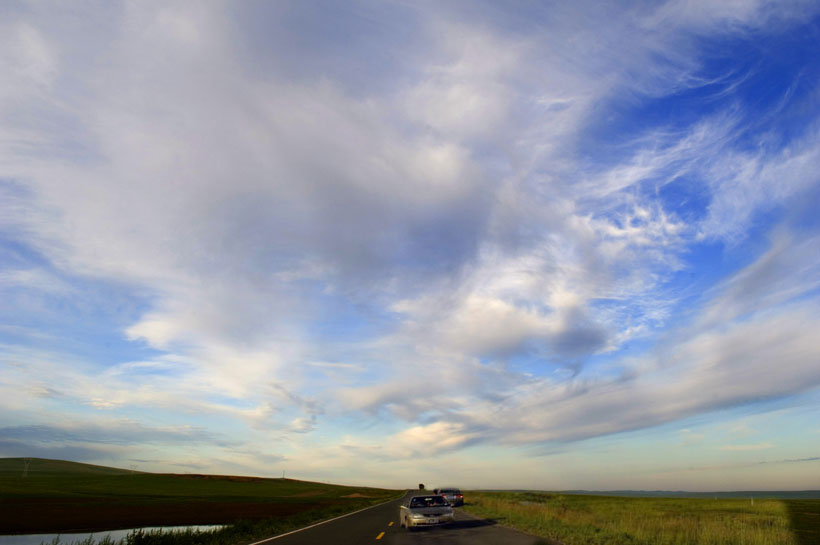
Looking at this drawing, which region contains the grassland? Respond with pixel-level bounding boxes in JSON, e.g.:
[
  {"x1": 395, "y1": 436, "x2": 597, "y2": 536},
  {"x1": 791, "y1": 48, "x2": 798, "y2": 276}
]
[
  {"x1": 0, "y1": 457, "x2": 401, "y2": 538},
  {"x1": 463, "y1": 491, "x2": 820, "y2": 545}
]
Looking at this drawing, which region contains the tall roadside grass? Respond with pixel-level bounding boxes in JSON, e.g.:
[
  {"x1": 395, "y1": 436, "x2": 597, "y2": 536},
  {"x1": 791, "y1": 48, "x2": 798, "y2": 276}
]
[{"x1": 464, "y1": 491, "x2": 800, "y2": 545}]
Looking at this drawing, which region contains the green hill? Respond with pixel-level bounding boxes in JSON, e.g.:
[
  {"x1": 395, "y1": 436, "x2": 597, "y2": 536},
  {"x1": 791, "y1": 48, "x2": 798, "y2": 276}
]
[
  {"x1": 0, "y1": 457, "x2": 401, "y2": 534},
  {"x1": 0, "y1": 457, "x2": 141, "y2": 476}
]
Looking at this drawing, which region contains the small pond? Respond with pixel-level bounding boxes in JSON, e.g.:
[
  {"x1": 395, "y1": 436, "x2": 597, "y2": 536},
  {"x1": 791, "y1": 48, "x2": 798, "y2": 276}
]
[{"x1": 0, "y1": 526, "x2": 224, "y2": 545}]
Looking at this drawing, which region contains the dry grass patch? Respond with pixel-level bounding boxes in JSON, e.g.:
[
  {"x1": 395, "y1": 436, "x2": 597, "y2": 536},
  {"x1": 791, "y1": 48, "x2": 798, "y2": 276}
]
[{"x1": 464, "y1": 491, "x2": 816, "y2": 545}]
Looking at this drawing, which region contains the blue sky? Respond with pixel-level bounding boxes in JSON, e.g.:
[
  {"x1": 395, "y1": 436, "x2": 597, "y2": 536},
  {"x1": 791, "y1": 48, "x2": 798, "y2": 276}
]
[{"x1": 1, "y1": 0, "x2": 820, "y2": 491}]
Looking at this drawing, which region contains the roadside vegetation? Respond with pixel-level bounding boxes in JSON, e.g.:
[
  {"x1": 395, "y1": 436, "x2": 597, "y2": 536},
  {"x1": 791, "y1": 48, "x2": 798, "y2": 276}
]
[
  {"x1": 463, "y1": 491, "x2": 820, "y2": 545},
  {"x1": 0, "y1": 458, "x2": 401, "y2": 545},
  {"x1": 38, "y1": 510, "x2": 376, "y2": 545}
]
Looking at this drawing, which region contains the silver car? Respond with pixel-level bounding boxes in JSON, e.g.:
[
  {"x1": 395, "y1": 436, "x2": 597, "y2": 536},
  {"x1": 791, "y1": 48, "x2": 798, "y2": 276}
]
[{"x1": 399, "y1": 495, "x2": 454, "y2": 529}]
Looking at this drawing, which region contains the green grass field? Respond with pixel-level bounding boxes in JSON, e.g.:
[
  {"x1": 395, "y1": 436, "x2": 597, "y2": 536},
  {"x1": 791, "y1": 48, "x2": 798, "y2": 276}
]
[
  {"x1": 6, "y1": 459, "x2": 819, "y2": 545},
  {"x1": 0, "y1": 457, "x2": 401, "y2": 538},
  {"x1": 463, "y1": 491, "x2": 820, "y2": 545}
]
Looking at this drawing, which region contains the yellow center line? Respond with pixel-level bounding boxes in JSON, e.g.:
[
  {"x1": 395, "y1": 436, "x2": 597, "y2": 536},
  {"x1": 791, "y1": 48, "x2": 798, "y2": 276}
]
[
  {"x1": 388, "y1": 521, "x2": 394, "y2": 526},
  {"x1": 376, "y1": 531, "x2": 385, "y2": 540}
]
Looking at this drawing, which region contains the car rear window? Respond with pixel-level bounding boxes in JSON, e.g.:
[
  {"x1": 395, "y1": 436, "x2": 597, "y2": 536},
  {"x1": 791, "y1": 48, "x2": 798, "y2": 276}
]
[{"x1": 410, "y1": 496, "x2": 447, "y2": 507}]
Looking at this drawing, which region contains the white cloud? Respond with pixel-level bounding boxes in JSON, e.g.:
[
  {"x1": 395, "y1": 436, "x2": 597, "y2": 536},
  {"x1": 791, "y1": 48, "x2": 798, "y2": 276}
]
[
  {"x1": 699, "y1": 231, "x2": 820, "y2": 326},
  {"x1": 699, "y1": 131, "x2": 820, "y2": 241},
  {"x1": 400, "y1": 22, "x2": 524, "y2": 140},
  {"x1": 1, "y1": 22, "x2": 58, "y2": 95},
  {"x1": 386, "y1": 421, "x2": 478, "y2": 456},
  {"x1": 648, "y1": 0, "x2": 816, "y2": 30},
  {"x1": 720, "y1": 442, "x2": 774, "y2": 452},
  {"x1": 0, "y1": 268, "x2": 72, "y2": 294},
  {"x1": 341, "y1": 232, "x2": 820, "y2": 455},
  {"x1": 1, "y1": 0, "x2": 819, "y2": 486}
]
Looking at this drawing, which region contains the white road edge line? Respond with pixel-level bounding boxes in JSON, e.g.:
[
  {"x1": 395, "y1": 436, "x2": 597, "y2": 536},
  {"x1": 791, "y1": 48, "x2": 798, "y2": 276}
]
[{"x1": 246, "y1": 494, "x2": 405, "y2": 545}]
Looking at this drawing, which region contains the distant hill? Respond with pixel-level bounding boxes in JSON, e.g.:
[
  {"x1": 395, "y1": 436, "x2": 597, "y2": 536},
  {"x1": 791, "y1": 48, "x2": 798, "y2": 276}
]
[
  {"x1": 561, "y1": 489, "x2": 820, "y2": 499},
  {"x1": 0, "y1": 457, "x2": 401, "y2": 534},
  {"x1": 475, "y1": 487, "x2": 820, "y2": 499},
  {"x1": 0, "y1": 457, "x2": 140, "y2": 476}
]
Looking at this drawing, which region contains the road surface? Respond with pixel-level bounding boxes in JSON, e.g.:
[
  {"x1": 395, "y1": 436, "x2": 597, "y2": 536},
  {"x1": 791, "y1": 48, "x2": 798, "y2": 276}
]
[{"x1": 249, "y1": 491, "x2": 547, "y2": 545}]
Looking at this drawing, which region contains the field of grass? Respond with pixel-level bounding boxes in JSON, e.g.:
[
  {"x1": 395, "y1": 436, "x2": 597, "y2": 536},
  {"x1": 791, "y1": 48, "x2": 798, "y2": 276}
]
[
  {"x1": 463, "y1": 491, "x2": 820, "y2": 545},
  {"x1": 0, "y1": 458, "x2": 401, "y2": 537}
]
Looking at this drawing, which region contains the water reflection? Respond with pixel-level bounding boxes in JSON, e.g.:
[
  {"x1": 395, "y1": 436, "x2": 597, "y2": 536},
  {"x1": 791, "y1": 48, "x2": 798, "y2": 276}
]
[{"x1": 0, "y1": 526, "x2": 224, "y2": 545}]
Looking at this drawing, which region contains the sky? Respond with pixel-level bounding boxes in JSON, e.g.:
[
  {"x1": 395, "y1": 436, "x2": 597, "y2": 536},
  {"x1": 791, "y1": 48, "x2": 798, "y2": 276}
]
[{"x1": 1, "y1": 0, "x2": 820, "y2": 492}]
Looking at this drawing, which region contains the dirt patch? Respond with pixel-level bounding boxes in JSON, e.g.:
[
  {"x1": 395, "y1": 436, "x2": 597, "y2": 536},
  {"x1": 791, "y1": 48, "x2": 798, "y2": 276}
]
[{"x1": 342, "y1": 493, "x2": 371, "y2": 498}]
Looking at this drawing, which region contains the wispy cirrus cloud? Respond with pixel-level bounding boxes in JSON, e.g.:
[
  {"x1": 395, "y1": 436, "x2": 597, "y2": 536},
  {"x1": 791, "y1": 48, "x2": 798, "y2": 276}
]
[
  {"x1": 0, "y1": 422, "x2": 227, "y2": 447},
  {"x1": 1, "y1": 0, "x2": 819, "y2": 488}
]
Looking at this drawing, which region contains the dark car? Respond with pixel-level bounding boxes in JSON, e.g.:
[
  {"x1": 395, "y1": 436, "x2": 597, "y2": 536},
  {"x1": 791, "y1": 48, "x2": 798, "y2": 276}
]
[{"x1": 438, "y1": 487, "x2": 464, "y2": 506}]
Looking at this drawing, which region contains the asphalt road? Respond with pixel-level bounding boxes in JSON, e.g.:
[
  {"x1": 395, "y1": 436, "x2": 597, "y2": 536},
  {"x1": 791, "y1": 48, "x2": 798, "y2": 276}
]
[{"x1": 249, "y1": 491, "x2": 546, "y2": 545}]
